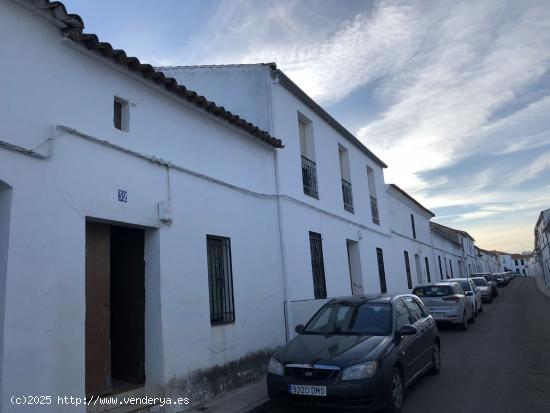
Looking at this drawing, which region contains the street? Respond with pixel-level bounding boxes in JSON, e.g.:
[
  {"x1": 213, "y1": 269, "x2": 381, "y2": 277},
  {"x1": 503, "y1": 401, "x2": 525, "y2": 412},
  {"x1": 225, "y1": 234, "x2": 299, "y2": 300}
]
[{"x1": 261, "y1": 277, "x2": 550, "y2": 413}]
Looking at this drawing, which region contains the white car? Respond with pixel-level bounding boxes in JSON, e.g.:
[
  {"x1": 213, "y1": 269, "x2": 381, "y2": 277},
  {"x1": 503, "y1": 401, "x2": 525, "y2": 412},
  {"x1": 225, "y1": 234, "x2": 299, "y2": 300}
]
[{"x1": 453, "y1": 278, "x2": 483, "y2": 317}]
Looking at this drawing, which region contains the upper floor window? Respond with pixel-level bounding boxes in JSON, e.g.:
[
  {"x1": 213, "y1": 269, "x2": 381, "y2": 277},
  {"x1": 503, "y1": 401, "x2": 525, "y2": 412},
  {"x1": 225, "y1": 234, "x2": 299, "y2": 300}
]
[
  {"x1": 114, "y1": 96, "x2": 129, "y2": 131},
  {"x1": 338, "y1": 144, "x2": 354, "y2": 213},
  {"x1": 298, "y1": 114, "x2": 318, "y2": 198},
  {"x1": 410, "y1": 214, "x2": 416, "y2": 239},
  {"x1": 367, "y1": 166, "x2": 379, "y2": 225}
]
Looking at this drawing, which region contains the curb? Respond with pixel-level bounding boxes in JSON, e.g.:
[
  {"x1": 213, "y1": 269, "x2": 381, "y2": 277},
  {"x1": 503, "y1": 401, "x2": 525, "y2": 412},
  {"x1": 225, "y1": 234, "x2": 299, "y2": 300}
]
[
  {"x1": 243, "y1": 399, "x2": 270, "y2": 413},
  {"x1": 535, "y1": 276, "x2": 550, "y2": 300}
]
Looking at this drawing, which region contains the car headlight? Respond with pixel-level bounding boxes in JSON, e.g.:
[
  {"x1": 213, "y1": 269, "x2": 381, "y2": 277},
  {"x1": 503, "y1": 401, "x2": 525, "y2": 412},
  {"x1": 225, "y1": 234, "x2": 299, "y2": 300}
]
[
  {"x1": 267, "y1": 357, "x2": 284, "y2": 376},
  {"x1": 341, "y1": 361, "x2": 377, "y2": 381}
]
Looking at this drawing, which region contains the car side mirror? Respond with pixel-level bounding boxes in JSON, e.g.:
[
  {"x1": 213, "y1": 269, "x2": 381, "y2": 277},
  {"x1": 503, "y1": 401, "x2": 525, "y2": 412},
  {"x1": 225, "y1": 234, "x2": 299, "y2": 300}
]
[
  {"x1": 397, "y1": 325, "x2": 417, "y2": 336},
  {"x1": 295, "y1": 324, "x2": 305, "y2": 334}
]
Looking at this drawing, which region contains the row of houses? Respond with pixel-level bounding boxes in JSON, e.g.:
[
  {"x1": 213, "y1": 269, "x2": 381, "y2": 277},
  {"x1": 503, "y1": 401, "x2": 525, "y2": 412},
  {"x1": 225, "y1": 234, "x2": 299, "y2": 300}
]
[
  {"x1": 532, "y1": 209, "x2": 550, "y2": 284},
  {"x1": 0, "y1": 1, "x2": 502, "y2": 412}
]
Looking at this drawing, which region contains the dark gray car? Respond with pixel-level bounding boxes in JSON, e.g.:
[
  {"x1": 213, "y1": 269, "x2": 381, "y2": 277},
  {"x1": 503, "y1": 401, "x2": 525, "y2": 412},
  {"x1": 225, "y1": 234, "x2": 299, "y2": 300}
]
[{"x1": 266, "y1": 294, "x2": 440, "y2": 412}]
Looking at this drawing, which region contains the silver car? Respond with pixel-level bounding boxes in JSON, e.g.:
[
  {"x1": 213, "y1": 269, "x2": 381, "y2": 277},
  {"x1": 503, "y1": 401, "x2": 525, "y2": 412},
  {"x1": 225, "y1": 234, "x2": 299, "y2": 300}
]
[
  {"x1": 453, "y1": 278, "x2": 483, "y2": 317},
  {"x1": 470, "y1": 277, "x2": 493, "y2": 303},
  {"x1": 413, "y1": 283, "x2": 474, "y2": 330}
]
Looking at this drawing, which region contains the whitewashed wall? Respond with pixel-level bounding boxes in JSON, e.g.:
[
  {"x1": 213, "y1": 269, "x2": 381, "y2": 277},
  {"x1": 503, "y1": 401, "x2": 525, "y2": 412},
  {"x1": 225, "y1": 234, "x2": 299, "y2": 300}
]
[
  {"x1": 165, "y1": 65, "x2": 395, "y2": 319},
  {"x1": 0, "y1": 2, "x2": 286, "y2": 412},
  {"x1": 386, "y1": 186, "x2": 436, "y2": 290}
]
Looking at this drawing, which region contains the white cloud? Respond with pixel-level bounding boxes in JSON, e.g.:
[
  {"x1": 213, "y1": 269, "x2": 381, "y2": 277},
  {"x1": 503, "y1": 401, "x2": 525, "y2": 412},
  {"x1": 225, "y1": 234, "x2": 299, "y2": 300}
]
[{"x1": 357, "y1": 0, "x2": 550, "y2": 188}]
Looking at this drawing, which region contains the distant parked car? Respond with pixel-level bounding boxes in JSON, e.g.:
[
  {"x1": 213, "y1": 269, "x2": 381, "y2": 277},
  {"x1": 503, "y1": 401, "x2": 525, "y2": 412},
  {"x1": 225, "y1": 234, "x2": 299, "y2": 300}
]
[
  {"x1": 492, "y1": 273, "x2": 507, "y2": 287},
  {"x1": 267, "y1": 294, "x2": 441, "y2": 412},
  {"x1": 470, "y1": 277, "x2": 493, "y2": 302},
  {"x1": 473, "y1": 272, "x2": 499, "y2": 298},
  {"x1": 453, "y1": 278, "x2": 483, "y2": 317},
  {"x1": 413, "y1": 283, "x2": 473, "y2": 330}
]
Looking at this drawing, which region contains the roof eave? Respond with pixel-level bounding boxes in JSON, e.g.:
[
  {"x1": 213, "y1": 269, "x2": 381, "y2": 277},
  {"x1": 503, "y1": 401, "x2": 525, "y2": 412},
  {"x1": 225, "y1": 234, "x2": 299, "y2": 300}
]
[{"x1": 273, "y1": 68, "x2": 388, "y2": 168}]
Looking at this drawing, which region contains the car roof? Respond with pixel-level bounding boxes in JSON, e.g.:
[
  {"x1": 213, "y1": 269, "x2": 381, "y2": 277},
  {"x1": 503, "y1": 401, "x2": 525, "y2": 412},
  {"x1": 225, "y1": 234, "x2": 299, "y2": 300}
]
[
  {"x1": 326, "y1": 293, "x2": 417, "y2": 305},
  {"x1": 415, "y1": 282, "x2": 458, "y2": 287}
]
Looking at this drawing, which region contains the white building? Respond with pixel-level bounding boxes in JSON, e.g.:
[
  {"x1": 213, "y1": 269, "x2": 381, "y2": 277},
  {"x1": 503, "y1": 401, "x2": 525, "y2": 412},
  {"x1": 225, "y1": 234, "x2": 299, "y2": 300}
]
[
  {"x1": 477, "y1": 249, "x2": 500, "y2": 273},
  {"x1": 386, "y1": 184, "x2": 436, "y2": 290},
  {"x1": 534, "y1": 209, "x2": 550, "y2": 285},
  {"x1": 429, "y1": 222, "x2": 466, "y2": 279},
  {"x1": 0, "y1": 1, "x2": 517, "y2": 411},
  {"x1": 510, "y1": 253, "x2": 533, "y2": 276},
  {"x1": 1, "y1": 1, "x2": 288, "y2": 411},
  {"x1": 161, "y1": 64, "x2": 396, "y2": 333}
]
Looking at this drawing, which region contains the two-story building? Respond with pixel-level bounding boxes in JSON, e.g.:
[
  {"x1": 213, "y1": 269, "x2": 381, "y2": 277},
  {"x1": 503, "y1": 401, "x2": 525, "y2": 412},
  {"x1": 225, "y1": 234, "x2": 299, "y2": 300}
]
[
  {"x1": 477, "y1": 249, "x2": 500, "y2": 273},
  {"x1": 386, "y1": 184, "x2": 436, "y2": 290},
  {"x1": 534, "y1": 209, "x2": 550, "y2": 285},
  {"x1": 161, "y1": 64, "x2": 394, "y2": 333},
  {"x1": 511, "y1": 253, "x2": 533, "y2": 275}
]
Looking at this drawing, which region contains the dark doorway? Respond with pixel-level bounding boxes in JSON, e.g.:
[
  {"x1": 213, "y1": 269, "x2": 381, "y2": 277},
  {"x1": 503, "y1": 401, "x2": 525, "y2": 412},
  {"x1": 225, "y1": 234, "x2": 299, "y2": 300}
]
[{"x1": 85, "y1": 221, "x2": 145, "y2": 397}]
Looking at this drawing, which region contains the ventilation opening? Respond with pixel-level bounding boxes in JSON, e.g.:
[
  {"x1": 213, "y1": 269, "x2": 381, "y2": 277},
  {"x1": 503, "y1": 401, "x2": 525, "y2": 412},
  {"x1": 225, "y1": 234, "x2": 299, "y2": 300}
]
[{"x1": 85, "y1": 221, "x2": 145, "y2": 397}]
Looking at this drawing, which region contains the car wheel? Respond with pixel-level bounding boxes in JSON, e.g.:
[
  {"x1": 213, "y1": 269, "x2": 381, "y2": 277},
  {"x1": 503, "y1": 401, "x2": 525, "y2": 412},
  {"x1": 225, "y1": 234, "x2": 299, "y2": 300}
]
[
  {"x1": 429, "y1": 342, "x2": 441, "y2": 375},
  {"x1": 386, "y1": 367, "x2": 404, "y2": 413},
  {"x1": 459, "y1": 311, "x2": 468, "y2": 331}
]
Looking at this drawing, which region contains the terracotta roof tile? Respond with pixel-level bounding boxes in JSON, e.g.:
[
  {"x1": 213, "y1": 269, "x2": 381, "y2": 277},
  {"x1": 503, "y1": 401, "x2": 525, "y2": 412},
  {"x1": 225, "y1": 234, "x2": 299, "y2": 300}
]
[{"x1": 25, "y1": 0, "x2": 284, "y2": 149}]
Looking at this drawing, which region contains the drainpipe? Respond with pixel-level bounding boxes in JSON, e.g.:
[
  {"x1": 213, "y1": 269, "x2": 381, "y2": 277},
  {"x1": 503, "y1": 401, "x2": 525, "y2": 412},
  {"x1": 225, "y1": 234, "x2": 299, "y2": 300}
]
[{"x1": 267, "y1": 70, "x2": 291, "y2": 341}]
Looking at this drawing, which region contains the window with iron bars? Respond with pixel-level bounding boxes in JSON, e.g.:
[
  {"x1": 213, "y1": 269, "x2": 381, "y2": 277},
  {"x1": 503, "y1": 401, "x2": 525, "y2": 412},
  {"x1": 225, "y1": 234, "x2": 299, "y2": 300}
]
[
  {"x1": 301, "y1": 155, "x2": 319, "y2": 198},
  {"x1": 309, "y1": 232, "x2": 327, "y2": 299},
  {"x1": 206, "y1": 235, "x2": 235, "y2": 325},
  {"x1": 341, "y1": 178, "x2": 354, "y2": 213}
]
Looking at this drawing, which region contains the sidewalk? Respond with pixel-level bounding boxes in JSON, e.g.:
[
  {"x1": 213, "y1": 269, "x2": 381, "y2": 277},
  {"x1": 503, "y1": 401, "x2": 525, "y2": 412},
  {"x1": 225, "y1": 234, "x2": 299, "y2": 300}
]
[
  {"x1": 535, "y1": 276, "x2": 550, "y2": 300},
  {"x1": 181, "y1": 380, "x2": 268, "y2": 413}
]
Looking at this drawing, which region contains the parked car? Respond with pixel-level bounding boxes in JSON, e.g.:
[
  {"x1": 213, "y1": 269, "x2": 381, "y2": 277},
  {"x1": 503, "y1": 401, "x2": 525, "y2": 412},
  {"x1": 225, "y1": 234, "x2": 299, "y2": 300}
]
[
  {"x1": 413, "y1": 283, "x2": 473, "y2": 330},
  {"x1": 473, "y1": 272, "x2": 499, "y2": 298},
  {"x1": 267, "y1": 294, "x2": 441, "y2": 412},
  {"x1": 492, "y1": 273, "x2": 507, "y2": 287},
  {"x1": 470, "y1": 277, "x2": 493, "y2": 302},
  {"x1": 453, "y1": 278, "x2": 483, "y2": 316}
]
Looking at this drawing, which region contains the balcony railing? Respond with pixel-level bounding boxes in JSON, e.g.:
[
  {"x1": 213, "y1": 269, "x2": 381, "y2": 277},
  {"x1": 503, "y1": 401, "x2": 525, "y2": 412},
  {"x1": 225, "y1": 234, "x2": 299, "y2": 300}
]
[
  {"x1": 341, "y1": 178, "x2": 354, "y2": 213},
  {"x1": 370, "y1": 196, "x2": 380, "y2": 224},
  {"x1": 301, "y1": 155, "x2": 319, "y2": 198}
]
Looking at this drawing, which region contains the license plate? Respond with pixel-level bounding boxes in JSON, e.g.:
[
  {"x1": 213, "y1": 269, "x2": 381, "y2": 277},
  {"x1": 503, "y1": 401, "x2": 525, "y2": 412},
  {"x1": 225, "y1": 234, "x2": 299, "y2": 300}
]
[{"x1": 288, "y1": 384, "x2": 327, "y2": 397}]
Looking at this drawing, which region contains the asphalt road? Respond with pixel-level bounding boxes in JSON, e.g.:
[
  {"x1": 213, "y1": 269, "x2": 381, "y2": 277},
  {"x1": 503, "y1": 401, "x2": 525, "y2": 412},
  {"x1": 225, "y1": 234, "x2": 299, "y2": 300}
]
[{"x1": 260, "y1": 277, "x2": 550, "y2": 413}]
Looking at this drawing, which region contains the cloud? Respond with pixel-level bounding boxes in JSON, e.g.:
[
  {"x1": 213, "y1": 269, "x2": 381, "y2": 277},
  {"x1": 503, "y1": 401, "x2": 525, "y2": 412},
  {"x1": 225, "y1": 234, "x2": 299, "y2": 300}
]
[{"x1": 357, "y1": 0, "x2": 550, "y2": 187}]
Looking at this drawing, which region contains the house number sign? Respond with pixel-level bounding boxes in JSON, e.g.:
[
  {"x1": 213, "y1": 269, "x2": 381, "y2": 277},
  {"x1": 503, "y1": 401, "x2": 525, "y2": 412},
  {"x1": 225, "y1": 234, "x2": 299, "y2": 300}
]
[{"x1": 118, "y1": 189, "x2": 127, "y2": 203}]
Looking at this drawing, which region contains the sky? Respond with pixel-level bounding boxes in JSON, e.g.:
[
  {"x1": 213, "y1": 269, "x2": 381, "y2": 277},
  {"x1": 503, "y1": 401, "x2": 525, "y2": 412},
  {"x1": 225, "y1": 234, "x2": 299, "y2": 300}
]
[{"x1": 62, "y1": 0, "x2": 550, "y2": 253}]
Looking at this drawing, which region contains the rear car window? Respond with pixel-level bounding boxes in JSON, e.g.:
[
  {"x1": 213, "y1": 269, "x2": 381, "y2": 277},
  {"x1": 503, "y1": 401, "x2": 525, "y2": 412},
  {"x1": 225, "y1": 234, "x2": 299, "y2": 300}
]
[
  {"x1": 457, "y1": 280, "x2": 472, "y2": 291},
  {"x1": 472, "y1": 278, "x2": 488, "y2": 286},
  {"x1": 413, "y1": 285, "x2": 454, "y2": 297}
]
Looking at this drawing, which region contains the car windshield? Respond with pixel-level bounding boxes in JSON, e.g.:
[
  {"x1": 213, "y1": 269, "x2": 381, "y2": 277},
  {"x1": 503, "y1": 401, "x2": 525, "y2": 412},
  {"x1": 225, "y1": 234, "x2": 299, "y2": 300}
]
[
  {"x1": 303, "y1": 303, "x2": 392, "y2": 336},
  {"x1": 472, "y1": 278, "x2": 488, "y2": 286},
  {"x1": 413, "y1": 285, "x2": 454, "y2": 297},
  {"x1": 483, "y1": 275, "x2": 492, "y2": 281},
  {"x1": 457, "y1": 280, "x2": 472, "y2": 291}
]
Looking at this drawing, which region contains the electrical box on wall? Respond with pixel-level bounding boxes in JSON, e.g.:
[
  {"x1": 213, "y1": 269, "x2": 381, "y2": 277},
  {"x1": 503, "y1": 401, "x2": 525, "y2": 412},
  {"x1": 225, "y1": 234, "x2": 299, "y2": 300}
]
[{"x1": 158, "y1": 201, "x2": 173, "y2": 225}]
